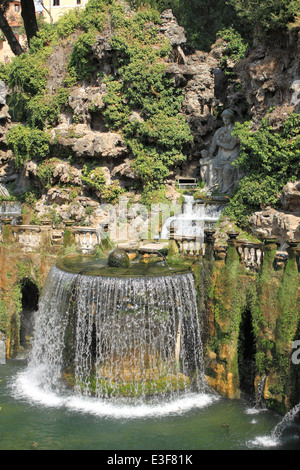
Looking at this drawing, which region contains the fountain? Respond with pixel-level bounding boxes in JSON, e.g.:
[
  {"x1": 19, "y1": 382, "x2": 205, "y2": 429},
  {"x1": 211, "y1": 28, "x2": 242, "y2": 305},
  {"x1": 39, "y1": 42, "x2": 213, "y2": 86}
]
[
  {"x1": 23, "y1": 250, "x2": 207, "y2": 406},
  {"x1": 271, "y1": 403, "x2": 300, "y2": 439},
  {"x1": 0, "y1": 200, "x2": 22, "y2": 224},
  {"x1": 160, "y1": 195, "x2": 225, "y2": 243}
]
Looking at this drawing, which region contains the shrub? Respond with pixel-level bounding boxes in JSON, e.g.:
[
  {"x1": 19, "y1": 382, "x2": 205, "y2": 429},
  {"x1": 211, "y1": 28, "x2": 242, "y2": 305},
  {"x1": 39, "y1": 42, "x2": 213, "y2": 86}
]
[
  {"x1": 224, "y1": 113, "x2": 300, "y2": 226},
  {"x1": 7, "y1": 125, "x2": 50, "y2": 167},
  {"x1": 102, "y1": 3, "x2": 192, "y2": 197},
  {"x1": 68, "y1": 31, "x2": 98, "y2": 80},
  {"x1": 6, "y1": 53, "x2": 48, "y2": 96}
]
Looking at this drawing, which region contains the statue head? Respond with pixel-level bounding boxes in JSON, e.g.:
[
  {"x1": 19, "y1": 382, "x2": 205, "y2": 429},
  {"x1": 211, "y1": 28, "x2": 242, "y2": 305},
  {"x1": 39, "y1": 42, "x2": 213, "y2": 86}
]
[{"x1": 221, "y1": 109, "x2": 235, "y2": 124}]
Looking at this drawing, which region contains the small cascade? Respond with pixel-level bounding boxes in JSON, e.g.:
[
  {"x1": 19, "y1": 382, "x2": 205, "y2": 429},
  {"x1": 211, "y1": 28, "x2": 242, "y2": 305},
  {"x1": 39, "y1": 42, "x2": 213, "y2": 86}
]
[
  {"x1": 160, "y1": 195, "x2": 225, "y2": 243},
  {"x1": 271, "y1": 403, "x2": 300, "y2": 438},
  {"x1": 26, "y1": 264, "x2": 207, "y2": 404},
  {"x1": 255, "y1": 375, "x2": 266, "y2": 409},
  {"x1": 0, "y1": 200, "x2": 22, "y2": 224}
]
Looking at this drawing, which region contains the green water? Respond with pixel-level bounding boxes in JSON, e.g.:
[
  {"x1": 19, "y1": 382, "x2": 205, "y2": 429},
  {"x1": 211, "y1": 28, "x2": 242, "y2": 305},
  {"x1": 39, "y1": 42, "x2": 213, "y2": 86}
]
[
  {"x1": 56, "y1": 255, "x2": 189, "y2": 277},
  {"x1": 1, "y1": 360, "x2": 300, "y2": 451}
]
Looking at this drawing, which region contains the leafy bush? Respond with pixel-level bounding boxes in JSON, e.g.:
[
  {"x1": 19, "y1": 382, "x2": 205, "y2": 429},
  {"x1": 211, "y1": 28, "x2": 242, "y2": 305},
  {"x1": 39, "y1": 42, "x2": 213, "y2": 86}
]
[
  {"x1": 102, "y1": 3, "x2": 192, "y2": 196},
  {"x1": 7, "y1": 124, "x2": 50, "y2": 167},
  {"x1": 68, "y1": 30, "x2": 98, "y2": 80},
  {"x1": 217, "y1": 28, "x2": 248, "y2": 78},
  {"x1": 227, "y1": 0, "x2": 300, "y2": 33},
  {"x1": 6, "y1": 53, "x2": 48, "y2": 96},
  {"x1": 81, "y1": 164, "x2": 125, "y2": 202},
  {"x1": 224, "y1": 113, "x2": 300, "y2": 226}
]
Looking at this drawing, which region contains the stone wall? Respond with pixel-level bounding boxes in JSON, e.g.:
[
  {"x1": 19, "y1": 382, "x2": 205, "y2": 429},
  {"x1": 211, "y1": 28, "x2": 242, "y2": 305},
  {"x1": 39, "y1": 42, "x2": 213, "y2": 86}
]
[{"x1": 200, "y1": 233, "x2": 300, "y2": 413}]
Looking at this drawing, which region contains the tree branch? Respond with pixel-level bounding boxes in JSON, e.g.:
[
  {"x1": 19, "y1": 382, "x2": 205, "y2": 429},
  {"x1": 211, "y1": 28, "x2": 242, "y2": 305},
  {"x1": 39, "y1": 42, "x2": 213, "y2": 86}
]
[{"x1": 0, "y1": 10, "x2": 24, "y2": 56}]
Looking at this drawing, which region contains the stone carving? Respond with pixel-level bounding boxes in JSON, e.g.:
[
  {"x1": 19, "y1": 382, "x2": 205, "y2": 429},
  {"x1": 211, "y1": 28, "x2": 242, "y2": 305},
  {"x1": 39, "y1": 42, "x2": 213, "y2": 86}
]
[{"x1": 200, "y1": 109, "x2": 240, "y2": 194}]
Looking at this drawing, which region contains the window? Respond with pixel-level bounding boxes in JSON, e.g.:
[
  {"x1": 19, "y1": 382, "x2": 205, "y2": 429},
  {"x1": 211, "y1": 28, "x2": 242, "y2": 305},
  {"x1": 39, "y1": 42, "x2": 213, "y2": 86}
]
[
  {"x1": 53, "y1": 0, "x2": 60, "y2": 5},
  {"x1": 77, "y1": 0, "x2": 81, "y2": 4},
  {"x1": 14, "y1": 4, "x2": 20, "y2": 12}
]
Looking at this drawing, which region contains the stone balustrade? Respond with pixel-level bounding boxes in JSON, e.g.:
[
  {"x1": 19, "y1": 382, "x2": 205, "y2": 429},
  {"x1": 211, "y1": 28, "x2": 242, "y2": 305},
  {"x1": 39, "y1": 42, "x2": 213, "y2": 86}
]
[
  {"x1": 206, "y1": 230, "x2": 300, "y2": 271},
  {"x1": 0, "y1": 221, "x2": 299, "y2": 270},
  {"x1": 0, "y1": 223, "x2": 106, "y2": 254}
]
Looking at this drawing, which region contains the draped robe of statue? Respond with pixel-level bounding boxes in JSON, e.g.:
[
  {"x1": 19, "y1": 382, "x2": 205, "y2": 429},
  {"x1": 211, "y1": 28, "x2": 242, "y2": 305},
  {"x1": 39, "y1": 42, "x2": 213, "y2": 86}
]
[{"x1": 200, "y1": 110, "x2": 240, "y2": 194}]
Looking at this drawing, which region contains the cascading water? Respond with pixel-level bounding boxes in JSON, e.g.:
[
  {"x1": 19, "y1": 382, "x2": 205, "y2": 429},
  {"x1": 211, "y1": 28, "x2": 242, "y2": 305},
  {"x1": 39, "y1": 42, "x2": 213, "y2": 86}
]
[
  {"x1": 19, "y1": 257, "x2": 209, "y2": 414},
  {"x1": 0, "y1": 201, "x2": 22, "y2": 224},
  {"x1": 271, "y1": 403, "x2": 300, "y2": 439},
  {"x1": 255, "y1": 375, "x2": 266, "y2": 409},
  {"x1": 160, "y1": 195, "x2": 225, "y2": 242}
]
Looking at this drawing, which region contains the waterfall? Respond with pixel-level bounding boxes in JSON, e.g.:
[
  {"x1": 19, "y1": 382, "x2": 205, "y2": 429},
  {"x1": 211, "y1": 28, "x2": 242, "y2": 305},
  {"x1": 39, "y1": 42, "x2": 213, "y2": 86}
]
[
  {"x1": 271, "y1": 403, "x2": 300, "y2": 438},
  {"x1": 27, "y1": 266, "x2": 206, "y2": 404},
  {"x1": 255, "y1": 375, "x2": 266, "y2": 409},
  {"x1": 0, "y1": 201, "x2": 22, "y2": 216},
  {"x1": 160, "y1": 195, "x2": 224, "y2": 242}
]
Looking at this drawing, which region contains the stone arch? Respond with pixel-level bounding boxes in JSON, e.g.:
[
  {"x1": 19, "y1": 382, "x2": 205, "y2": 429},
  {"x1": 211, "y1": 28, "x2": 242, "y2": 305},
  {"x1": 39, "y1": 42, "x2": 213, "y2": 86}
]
[{"x1": 19, "y1": 278, "x2": 39, "y2": 349}]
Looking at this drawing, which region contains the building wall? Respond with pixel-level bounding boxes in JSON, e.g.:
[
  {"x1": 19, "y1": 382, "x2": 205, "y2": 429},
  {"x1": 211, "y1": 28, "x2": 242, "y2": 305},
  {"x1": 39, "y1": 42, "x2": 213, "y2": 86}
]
[
  {"x1": 0, "y1": 0, "x2": 24, "y2": 63},
  {"x1": 40, "y1": 0, "x2": 86, "y2": 23},
  {"x1": 0, "y1": 0, "x2": 87, "y2": 63}
]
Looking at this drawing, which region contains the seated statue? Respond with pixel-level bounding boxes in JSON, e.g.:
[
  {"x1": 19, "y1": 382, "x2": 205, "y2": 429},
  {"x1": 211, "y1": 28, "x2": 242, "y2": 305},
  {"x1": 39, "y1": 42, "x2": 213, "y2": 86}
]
[{"x1": 200, "y1": 109, "x2": 240, "y2": 194}]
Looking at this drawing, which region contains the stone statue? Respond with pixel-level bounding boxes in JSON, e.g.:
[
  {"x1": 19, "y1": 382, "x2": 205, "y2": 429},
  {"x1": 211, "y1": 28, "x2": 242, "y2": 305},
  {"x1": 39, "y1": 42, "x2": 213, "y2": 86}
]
[{"x1": 200, "y1": 109, "x2": 240, "y2": 194}]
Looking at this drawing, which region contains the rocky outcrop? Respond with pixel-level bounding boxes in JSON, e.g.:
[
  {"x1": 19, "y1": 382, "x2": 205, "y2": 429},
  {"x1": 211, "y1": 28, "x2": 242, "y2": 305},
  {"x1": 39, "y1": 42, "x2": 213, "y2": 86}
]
[
  {"x1": 230, "y1": 31, "x2": 300, "y2": 123},
  {"x1": 249, "y1": 181, "x2": 300, "y2": 245}
]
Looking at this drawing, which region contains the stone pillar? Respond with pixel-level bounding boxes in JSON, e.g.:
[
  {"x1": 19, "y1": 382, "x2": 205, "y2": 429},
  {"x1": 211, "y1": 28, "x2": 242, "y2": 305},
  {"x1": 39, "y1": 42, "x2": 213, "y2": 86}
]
[
  {"x1": 263, "y1": 236, "x2": 280, "y2": 270},
  {"x1": 1, "y1": 218, "x2": 14, "y2": 244},
  {"x1": 226, "y1": 231, "x2": 239, "y2": 264},
  {"x1": 204, "y1": 229, "x2": 215, "y2": 260},
  {"x1": 286, "y1": 239, "x2": 300, "y2": 270}
]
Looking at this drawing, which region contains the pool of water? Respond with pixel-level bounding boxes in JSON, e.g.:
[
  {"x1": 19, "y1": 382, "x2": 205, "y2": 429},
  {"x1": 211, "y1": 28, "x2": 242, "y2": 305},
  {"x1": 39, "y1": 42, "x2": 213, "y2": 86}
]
[
  {"x1": 1, "y1": 360, "x2": 300, "y2": 451},
  {"x1": 56, "y1": 255, "x2": 189, "y2": 277}
]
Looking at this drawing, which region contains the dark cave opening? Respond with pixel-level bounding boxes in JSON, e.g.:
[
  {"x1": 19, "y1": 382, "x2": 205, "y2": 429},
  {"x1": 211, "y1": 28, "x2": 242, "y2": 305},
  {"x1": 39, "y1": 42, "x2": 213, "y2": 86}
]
[
  {"x1": 238, "y1": 308, "x2": 256, "y2": 395},
  {"x1": 19, "y1": 279, "x2": 39, "y2": 349}
]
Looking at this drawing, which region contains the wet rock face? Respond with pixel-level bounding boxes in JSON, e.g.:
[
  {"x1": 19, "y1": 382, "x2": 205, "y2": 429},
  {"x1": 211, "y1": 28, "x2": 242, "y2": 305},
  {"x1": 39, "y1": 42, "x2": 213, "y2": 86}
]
[{"x1": 107, "y1": 248, "x2": 130, "y2": 268}]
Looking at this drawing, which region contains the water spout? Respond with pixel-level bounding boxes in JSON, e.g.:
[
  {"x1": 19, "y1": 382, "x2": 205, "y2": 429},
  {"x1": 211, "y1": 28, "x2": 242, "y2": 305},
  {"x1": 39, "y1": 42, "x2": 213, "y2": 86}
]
[{"x1": 272, "y1": 403, "x2": 300, "y2": 438}]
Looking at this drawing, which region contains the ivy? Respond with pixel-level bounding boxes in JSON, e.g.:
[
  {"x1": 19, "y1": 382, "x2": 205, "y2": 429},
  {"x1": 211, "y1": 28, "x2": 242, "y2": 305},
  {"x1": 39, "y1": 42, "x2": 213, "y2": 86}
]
[
  {"x1": 81, "y1": 164, "x2": 125, "y2": 203},
  {"x1": 7, "y1": 124, "x2": 50, "y2": 167},
  {"x1": 224, "y1": 112, "x2": 300, "y2": 227},
  {"x1": 217, "y1": 27, "x2": 248, "y2": 79},
  {"x1": 102, "y1": 2, "x2": 192, "y2": 196}
]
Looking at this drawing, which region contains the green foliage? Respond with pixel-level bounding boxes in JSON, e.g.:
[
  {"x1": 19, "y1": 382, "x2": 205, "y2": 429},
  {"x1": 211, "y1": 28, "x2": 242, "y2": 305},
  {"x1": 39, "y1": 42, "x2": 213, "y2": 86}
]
[
  {"x1": 56, "y1": 9, "x2": 82, "y2": 38},
  {"x1": 68, "y1": 31, "x2": 98, "y2": 81},
  {"x1": 28, "y1": 24, "x2": 57, "y2": 53},
  {"x1": 217, "y1": 28, "x2": 248, "y2": 78},
  {"x1": 7, "y1": 124, "x2": 50, "y2": 167},
  {"x1": 102, "y1": 3, "x2": 192, "y2": 196},
  {"x1": 6, "y1": 53, "x2": 48, "y2": 96},
  {"x1": 81, "y1": 164, "x2": 125, "y2": 203},
  {"x1": 227, "y1": 0, "x2": 300, "y2": 33},
  {"x1": 224, "y1": 113, "x2": 300, "y2": 227},
  {"x1": 36, "y1": 158, "x2": 61, "y2": 189},
  {"x1": 26, "y1": 94, "x2": 60, "y2": 129},
  {"x1": 82, "y1": 164, "x2": 107, "y2": 193}
]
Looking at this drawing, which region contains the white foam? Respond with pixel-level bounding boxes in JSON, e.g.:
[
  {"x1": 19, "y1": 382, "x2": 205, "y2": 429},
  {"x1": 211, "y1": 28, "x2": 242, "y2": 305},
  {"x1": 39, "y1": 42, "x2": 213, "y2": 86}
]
[
  {"x1": 65, "y1": 393, "x2": 218, "y2": 419},
  {"x1": 12, "y1": 368, "x2": 218, "y2": 419},
  {"x1": 247, "y1": 435, "x2": 280, "y2": 448},
  {"x1": 245, "y1": 407, "x2": 267, "y2": 415}
]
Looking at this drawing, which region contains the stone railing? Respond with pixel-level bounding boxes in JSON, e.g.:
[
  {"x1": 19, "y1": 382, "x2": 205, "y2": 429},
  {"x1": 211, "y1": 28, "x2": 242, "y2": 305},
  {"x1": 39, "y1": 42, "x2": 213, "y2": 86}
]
[
  {"x1": 206, "y1": 230, "x2": 300, "y2": 271},
  {"x1": 1, "y1": 222, "x2": 299, "y2": 269},
  {"x1": 171, "y1": 235, "x2": 202, "y2": 256},
  {"x1": 0, "y1": 223, "x2": 109, "y2": 254}
]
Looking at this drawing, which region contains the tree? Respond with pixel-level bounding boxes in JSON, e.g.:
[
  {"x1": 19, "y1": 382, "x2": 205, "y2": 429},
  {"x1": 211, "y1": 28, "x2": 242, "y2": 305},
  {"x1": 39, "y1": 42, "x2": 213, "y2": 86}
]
[
  {"x1": 228, "y1": 0, "x2": 300, "y2": 36},
  {"x1": 0, "y1": 0, "x2": 23, "y2": 56},
  {"x1": 0, "y1": 0, "x2": 38, "y2": 56},
  {"x1": 21, "y1": 0, "x2": 38, "y2": 46}
]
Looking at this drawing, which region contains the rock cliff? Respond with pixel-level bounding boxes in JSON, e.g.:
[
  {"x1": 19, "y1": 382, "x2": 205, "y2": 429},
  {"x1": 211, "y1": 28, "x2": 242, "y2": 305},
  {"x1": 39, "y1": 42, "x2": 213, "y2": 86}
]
[{"x1": 0, "y1": 6, "x2": 299, "y2": 237}]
